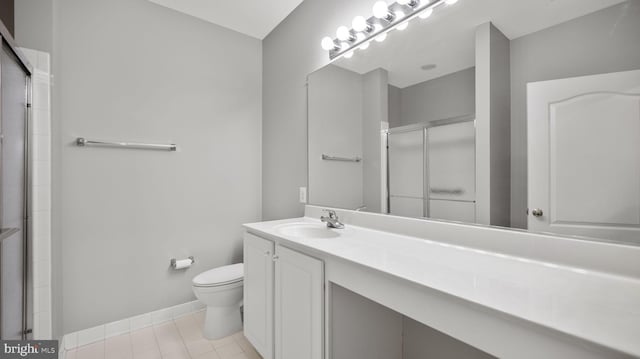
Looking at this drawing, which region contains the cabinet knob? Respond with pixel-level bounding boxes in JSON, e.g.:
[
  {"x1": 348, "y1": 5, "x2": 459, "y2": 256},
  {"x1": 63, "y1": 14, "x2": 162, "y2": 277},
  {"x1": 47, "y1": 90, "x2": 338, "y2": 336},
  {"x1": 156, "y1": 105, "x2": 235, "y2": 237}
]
[
  {"x1": 272, "y1": 255, "x2": 279, "y2": 262},
  {"x1": 265, "y1": 251, "x2": 271, "y2": 256},
  {"x1": 531, "y1": 208, "x2": 544, "y2": 217}
]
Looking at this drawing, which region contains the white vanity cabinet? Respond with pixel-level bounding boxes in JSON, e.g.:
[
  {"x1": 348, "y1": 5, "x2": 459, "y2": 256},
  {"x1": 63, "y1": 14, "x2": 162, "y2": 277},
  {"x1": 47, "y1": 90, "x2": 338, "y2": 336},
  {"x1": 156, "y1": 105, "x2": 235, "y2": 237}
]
[
  {"x1": 244, "y1": 232, "x2": 275, "y2": 358},
  {"x1": 243, "y1": 232, "x2": 324, "y2": 359},
  {"x1": 274, "y1": 245, "x2": 324, "y2": 359}
]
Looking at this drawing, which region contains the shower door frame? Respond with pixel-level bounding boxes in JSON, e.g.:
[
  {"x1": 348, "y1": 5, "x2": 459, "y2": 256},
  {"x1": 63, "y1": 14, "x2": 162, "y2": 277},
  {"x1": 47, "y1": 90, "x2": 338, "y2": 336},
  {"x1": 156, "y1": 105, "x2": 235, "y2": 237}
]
[{"x1": 0, "y1": 20, "x2": 34, "y2": 340}]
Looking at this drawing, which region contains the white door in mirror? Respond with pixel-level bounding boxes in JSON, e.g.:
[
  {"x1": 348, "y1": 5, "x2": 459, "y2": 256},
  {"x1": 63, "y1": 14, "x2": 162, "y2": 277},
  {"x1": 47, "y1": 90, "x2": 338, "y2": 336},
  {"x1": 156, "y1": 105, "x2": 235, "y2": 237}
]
[{"x1": 528, "y1": 69, "x2": 640, "y2": 243}]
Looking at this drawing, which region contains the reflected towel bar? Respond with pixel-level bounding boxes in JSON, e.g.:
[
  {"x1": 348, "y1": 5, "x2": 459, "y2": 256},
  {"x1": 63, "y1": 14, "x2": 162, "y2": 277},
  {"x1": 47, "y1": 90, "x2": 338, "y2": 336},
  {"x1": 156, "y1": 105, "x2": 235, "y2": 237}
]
[
  {"x1": 76, "y1": 137, "x2": 177, "y2": 151},
  {"x1": 322, "y1": 154, "x2": 361, "y2": 163}
]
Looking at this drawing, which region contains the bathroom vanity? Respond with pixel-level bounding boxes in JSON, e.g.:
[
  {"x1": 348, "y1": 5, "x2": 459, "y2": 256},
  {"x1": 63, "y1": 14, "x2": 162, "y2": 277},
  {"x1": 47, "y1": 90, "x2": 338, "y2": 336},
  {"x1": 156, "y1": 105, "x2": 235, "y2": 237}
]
[
  {"x1": 243, "y1": 206, "x2": 640, "y2": 359},
  {"x1": 243, "y1": 230, "x2": 323, "y2": 359}
]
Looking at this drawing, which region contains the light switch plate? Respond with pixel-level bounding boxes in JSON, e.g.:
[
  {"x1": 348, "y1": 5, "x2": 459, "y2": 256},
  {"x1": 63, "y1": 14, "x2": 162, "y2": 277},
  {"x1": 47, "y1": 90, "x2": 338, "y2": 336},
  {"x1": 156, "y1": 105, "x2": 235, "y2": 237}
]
[{"x1": 299, "y1": 187, "x2": 307, "y2": 203}]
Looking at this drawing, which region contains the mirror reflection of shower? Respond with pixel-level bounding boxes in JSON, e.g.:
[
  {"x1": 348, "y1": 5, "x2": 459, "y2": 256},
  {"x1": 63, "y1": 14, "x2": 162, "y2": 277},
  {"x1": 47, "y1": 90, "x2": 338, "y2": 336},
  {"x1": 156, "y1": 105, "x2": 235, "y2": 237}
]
[
  {"x1": 386, "y1": 116, "x2": 475, "y2": 222},
  {"x1": 307, "y1": 61, "x2": 477, "y2": 224}
]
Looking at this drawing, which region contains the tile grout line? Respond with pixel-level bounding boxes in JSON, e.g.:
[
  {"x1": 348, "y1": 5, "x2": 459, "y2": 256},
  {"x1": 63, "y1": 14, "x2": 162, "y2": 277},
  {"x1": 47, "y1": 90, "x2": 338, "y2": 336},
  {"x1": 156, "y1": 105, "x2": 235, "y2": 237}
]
[
  {"x1": 126, "y1": 330, "x2": 134, "y2": 359},
  {"x1": 154, "y1": 320, "x2": 174, "y2": 359},
  {"x1": 173, "y1": 314, "x2": 196, "y2": 359}
]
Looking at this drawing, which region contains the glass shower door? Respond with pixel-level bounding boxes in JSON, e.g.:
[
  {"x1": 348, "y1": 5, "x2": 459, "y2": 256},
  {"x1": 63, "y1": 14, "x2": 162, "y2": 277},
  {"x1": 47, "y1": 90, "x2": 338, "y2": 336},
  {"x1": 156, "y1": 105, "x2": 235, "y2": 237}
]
[
  {"x1": 427, "y1": 121, "x2": 476, "y2": 222},
  {"x1": 388, "y1": 129, "x2": 425, "y2": 218},
  {"x1": 0, "y1": 42, "x2": 30, "y2": 339}
]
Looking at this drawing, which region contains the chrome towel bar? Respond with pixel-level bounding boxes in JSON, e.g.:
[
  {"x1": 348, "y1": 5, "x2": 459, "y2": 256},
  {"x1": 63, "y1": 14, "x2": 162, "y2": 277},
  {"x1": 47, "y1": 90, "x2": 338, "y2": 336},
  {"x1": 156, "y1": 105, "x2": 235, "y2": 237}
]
[
  {"x1": 322, "y1": 154, "x2": 361, "y2": 162},
  {"x1": 76, "y1": 137, "x2": 177, "y2": 151}
]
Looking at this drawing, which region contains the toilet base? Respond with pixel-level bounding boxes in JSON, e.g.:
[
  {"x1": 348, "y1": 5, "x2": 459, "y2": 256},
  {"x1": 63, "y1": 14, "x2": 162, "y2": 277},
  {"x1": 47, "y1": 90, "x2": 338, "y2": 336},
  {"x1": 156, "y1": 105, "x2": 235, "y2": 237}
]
[{"x1": 203, "y1": 305, "x2": 243, "y2": 340}]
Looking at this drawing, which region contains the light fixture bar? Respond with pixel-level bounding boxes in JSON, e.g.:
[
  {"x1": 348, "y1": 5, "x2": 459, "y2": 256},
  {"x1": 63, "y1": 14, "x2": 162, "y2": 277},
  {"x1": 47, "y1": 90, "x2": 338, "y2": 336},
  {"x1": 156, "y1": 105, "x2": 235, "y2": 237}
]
[{"x1": 328, "y1": 0, "x2": 447, "y2": 61}]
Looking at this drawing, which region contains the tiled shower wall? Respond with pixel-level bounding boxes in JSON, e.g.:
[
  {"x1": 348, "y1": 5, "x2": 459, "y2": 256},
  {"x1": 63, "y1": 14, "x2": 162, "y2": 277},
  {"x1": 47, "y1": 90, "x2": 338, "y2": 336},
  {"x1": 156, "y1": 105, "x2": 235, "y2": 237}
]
[{"x1": 20, "y1": 47, "x2": 52, "y2": 339}]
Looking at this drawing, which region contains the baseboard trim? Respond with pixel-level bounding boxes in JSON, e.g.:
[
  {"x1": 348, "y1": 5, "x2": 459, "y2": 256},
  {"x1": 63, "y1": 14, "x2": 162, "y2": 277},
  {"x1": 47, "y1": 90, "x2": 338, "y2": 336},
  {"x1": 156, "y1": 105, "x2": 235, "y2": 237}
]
[{"x1": 58, "y1": 300, "x2": 205, "y2": 358}]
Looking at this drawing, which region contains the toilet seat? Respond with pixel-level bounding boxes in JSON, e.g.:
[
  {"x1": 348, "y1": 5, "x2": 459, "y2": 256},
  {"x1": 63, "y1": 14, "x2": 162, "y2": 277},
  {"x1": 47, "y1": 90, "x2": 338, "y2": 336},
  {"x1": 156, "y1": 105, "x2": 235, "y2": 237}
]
[{"x1": 193, "y1": 263, "x2": 243, "y2": 288}]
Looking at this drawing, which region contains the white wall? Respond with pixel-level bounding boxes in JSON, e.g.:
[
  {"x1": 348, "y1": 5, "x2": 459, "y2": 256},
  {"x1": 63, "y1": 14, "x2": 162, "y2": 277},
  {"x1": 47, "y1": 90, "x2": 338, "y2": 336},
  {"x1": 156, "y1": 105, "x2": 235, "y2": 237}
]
[
  {"x1": 362, "y1": 69, "x2": 388, "y2": 213},
  {"x1": 475, "y1": 23, "x2": 511, "y2": 227},
  {"x1": 397, "y1": 67, "x2": 475, "y2": 127},
  {"x1": 262, "y1": 0, "x2": 376, "y2": 220},
  {"x1": 402, "y1": 317, "x2": 494, "y2": 359},
  {"x1": 308, "y1": 65, "x2": 363, "y2": 209},
  {"x1": 388, "y1": 85, "x2": 402, "y2": 128},
  {"x1": 489, "y1": 24, "x2": 511, "y2": 228},
  {"x1": 17, "y1": 0, "x2": 262, "y2": 335},
  {"x1": 330, "y1": 284, "x2": 494, "y2": 359},
  {"x1": 308, "y1": 66, "x2": 387, "y2": 212},
  {"x1": 14, "y1": 0, "x2": 52, "y2": 54},
  {"x1": 331, "y1": 285, "x2": 403, "y2": 359}
]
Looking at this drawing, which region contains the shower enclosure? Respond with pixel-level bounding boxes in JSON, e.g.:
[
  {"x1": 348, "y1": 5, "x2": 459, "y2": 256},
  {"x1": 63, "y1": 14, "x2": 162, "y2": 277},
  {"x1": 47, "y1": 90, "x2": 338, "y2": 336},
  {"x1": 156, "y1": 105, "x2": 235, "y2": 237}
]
[
  {"x1": 387, "y1": 116, "x2": 476, "y2": 222},
  {"x1": 0, "y1": 25, "x2": 33, "y2": 340}
]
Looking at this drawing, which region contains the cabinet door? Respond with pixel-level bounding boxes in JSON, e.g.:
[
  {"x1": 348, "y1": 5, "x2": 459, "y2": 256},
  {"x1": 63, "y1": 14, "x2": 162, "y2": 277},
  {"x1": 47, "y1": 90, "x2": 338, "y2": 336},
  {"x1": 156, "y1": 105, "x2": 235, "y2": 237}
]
[
  {"x1": 244, "y1": 233, "x2": 275, "y2": 359},
  {"x1": 274, "y1": 245, "x2": 324, "y2": 359}
]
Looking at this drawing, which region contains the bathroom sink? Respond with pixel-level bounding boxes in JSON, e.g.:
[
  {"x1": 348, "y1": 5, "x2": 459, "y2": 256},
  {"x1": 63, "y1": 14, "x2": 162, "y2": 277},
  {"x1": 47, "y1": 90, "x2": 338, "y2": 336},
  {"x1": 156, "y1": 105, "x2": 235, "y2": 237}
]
[{"x1": 275, "y1": 223, "x2": 341, "y2": 239}]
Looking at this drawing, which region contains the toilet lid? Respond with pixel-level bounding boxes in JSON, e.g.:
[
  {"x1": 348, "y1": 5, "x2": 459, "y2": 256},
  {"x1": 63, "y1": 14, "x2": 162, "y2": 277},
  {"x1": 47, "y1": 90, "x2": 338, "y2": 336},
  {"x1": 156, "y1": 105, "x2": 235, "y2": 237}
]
[{"x1": 193, "y1": 263, "x2": 243, "y2": 287}]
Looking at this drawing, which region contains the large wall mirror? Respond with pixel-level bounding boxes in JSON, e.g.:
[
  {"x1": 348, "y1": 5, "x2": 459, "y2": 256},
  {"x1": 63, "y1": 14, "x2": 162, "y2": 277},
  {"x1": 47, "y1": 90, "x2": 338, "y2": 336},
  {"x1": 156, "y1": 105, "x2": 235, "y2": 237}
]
[{"x1": 307, "y1": 0, "x2": 640, "y2": 245}]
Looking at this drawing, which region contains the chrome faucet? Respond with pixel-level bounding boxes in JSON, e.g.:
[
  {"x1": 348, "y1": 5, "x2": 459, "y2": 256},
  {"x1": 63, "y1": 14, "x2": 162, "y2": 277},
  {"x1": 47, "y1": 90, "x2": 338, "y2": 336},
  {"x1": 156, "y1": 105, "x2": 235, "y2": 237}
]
[{"x1": 321, "y1": 210, "x2": 344, "y2": 229}]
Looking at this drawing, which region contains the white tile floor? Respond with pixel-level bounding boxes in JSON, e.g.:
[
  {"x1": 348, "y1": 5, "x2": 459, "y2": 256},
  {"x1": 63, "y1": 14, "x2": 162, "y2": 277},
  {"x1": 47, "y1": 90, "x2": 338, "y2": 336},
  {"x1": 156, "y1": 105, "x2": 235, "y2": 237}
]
[{"x1": 66, "y1": 310, "x2": 262, "y2": 359}]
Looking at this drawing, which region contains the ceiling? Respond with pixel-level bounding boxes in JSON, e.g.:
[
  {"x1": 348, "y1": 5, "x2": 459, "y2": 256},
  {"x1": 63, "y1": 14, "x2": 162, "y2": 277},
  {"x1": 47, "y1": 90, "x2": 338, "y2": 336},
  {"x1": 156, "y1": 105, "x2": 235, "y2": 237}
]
[
  {"x1": 147, "y1": 0, "x2": 304, "y2": 39},
  {"x1": 333, "y1": 0, "x2": 627, "y2": 88}
]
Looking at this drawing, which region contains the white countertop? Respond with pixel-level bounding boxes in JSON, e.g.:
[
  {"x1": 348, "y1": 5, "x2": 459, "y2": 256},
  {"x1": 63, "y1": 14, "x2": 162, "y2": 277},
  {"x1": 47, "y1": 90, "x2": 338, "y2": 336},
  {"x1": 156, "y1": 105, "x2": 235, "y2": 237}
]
[{"x1": 244, "y1": 216, "x2": 640, "y2": 357}]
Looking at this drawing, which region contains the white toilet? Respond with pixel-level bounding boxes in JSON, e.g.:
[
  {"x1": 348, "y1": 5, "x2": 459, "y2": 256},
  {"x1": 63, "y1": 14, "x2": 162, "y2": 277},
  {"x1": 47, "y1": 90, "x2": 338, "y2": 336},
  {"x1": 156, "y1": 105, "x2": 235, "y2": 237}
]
[{"x1": 192, "y1": 263, "x2": 244, "y2": 340}]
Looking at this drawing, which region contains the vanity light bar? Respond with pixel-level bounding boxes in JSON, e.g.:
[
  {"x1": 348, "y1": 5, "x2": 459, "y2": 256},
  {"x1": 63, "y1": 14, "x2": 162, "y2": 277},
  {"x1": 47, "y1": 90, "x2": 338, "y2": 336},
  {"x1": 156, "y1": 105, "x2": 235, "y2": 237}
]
[{"x1": 322, "y1": 0, "x2": 458, "y2": 61}]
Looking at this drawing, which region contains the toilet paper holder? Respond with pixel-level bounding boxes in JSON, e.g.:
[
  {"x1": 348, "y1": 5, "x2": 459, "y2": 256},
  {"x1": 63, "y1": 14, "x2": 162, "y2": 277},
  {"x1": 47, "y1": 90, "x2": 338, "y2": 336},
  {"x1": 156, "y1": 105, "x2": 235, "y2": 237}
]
[{"x1": 170, "y1": 256, "x2": 195, "y2": 269}]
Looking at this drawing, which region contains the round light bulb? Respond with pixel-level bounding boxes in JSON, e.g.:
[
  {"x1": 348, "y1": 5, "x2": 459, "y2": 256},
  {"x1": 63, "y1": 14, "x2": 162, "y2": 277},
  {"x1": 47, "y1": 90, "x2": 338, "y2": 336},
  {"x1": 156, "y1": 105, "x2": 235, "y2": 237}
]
[
  {"x1": 372, "y1": 1, "x2": 390, "y2": 19},
  {"x1": 352, "y1": 16, "x2": 369, "y2": 32},
  {"x1": 340, "y1": 42, "x2": 350, "y2": 51},
  {"x1": 374, "y1": 24, "x2": 387, "y2": 42},
  {"x1": 445, "y1": 0, "x2": 458, "y2": 4},
  {"x1": 336, "y1": 26, "x2": 352, "y2": 41},
  {"x1": 419, "y1": 8, "x2": 433, "y2": 19},
  {"x1": 344, "y1": 51, "x2": 354, "y2": 59},
  {"x1": 321, "y1": 36, "x2": 336, "y2": 51},
  {"x1": 395, "y1": 11, "x2": 408, "y2": 30},
  {"x1": 356, "y1": 33, "x2": 370, "y2": 50},
  {"x1": 397, "y1": 0, "x2": 416, "y2": 5}
]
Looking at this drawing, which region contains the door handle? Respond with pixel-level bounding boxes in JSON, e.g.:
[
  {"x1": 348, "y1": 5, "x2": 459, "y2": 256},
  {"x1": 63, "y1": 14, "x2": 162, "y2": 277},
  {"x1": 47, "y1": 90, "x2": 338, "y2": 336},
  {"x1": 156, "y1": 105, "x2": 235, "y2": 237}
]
[{"x1": 531, "y1": 208, "x2": 544, "y2": 217}]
